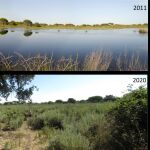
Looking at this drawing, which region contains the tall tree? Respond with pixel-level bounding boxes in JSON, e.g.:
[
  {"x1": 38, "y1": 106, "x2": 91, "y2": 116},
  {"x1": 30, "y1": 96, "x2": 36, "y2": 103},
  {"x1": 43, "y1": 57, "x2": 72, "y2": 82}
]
[
  {"x1": 23, "y1": 19, "x2": 32, "y2": 26},
  {"x1": 0, "y1": 75, "x2": 37, "y2": 103},
  {"x1": 0, "y1": 18, "x2": 8, "y2": 25}
]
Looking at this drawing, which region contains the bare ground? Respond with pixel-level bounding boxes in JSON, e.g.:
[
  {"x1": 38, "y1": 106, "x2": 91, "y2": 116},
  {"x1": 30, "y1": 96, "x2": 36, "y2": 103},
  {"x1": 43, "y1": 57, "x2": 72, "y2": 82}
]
[{"x1": 0, "y1": 122, "x2": 48, "y2": 150}]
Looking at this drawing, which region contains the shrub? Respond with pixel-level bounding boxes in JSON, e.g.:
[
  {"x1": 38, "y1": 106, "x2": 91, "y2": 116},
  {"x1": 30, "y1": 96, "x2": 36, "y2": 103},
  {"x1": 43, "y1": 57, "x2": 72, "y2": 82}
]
[
  {"x1": 67, "y1": 98, "x2": 76, "y2": 103},
  {"x1": 27, "y1": 117, "x2": 44, "y2": 130},
  {"x1": 139, "y1": 29, "x2": 148, "y2": 34},
  {"x1": 103, "y1": 95, "x2": 116, "y2": 101},
  {"x1": 2, "y1": 116, "x2": 24, "y2": 131},
  {"x1": 47, "y1": 117, "x2": 64, "y2": 130},
  {"x1": 0, "y1": 18, "x2": 8, "y2": 25},
  {"x1": 34, "y1": 22, "x2": 41, "y2": 27},
  {"x1": 55, "y1": 100, "x2": 63, "y2": 103},
  {"x1": 47, "y1": 140, "x2": 66, "y2": 150},
  {"x1": 48, "y1": 130, "x2": 90, "y2": 150},
  {"x1": 23, "y1": 19, "x2": 32, "y2": 26},
  {"x1": 87, "y1": 96, "x2": 103, "y2": 103},
  {"x1": 107, "y1": 87, "x2": 148, "y2": 150}
]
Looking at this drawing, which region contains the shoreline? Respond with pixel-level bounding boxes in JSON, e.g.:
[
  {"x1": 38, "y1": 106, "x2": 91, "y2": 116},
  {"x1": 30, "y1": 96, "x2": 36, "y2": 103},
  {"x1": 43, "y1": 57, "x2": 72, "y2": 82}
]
[{"x1": 0, "y1": 25, "x2": 148, "y2": 30}]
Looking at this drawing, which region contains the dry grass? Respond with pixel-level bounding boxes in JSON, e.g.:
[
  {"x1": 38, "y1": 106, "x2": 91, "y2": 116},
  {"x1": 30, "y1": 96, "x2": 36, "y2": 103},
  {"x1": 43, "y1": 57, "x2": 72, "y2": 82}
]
[
  {"x1": 83, "y1": 51, "x2": 112, "y2": 71},
  {"x1": 0, "y1": 51, "x2": 147, "y2": 71}
]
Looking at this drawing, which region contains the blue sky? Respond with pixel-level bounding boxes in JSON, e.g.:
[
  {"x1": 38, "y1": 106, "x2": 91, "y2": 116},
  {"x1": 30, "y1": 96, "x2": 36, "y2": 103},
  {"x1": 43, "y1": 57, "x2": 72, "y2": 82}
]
[
  {"x1": 0, "y1": 0, "x2": 148, "y2": 24},
  {"x1": 3, "y1": 75, "x2": 147, "y2": 103}
]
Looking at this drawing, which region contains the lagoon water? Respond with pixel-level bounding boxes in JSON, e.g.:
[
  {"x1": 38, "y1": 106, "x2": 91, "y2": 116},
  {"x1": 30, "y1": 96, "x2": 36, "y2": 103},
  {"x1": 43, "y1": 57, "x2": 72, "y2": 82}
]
[{"x1": 0, "y1": 28, "x2": 148, "y2": 69}]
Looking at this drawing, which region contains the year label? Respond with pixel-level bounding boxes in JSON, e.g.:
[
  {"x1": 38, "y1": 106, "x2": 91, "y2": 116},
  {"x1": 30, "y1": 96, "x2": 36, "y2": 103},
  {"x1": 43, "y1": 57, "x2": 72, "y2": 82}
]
[
  {"x1": 133, "y1": 78, "x2": 147, "y2": 83},
  {"x1": 133, "y1": 5, "x2": 147, "y2": 10}
]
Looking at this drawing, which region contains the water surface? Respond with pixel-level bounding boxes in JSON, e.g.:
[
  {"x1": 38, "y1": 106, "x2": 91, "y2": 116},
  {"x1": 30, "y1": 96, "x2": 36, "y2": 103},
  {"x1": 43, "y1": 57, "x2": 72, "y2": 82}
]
[{"x1": 0, "y1": 28, "x2": 148, "y2": 70}]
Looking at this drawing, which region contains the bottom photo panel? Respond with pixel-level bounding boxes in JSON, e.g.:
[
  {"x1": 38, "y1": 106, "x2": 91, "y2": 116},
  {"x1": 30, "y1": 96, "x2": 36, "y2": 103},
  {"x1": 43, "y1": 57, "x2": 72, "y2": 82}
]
[{"x1": 0, "y1": 74, "x2": 148, "y2": 150}]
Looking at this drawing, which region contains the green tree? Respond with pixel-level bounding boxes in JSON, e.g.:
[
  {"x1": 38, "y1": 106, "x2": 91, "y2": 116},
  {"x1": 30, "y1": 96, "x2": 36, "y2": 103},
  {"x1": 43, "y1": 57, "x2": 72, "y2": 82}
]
[
  {"x1": 34, "y1": 22, "x2": 41, "y2": 27},
  {"x1": 67, "y1": 98, "x2": 76, "y2": 103},
  {"x1": 9, "y1": 21, "x2": 17, "y2": 26},
  {"x1": 107, "y1": 86, "x2": 147, "y2": 150},
  {"x1": 23, "y1": 19, "x2": 32, "y2": 26},
  {"x1": 87, "y1": 96, "x2": 103, "y2": 103},
  {"x1": 0, "y1": 18, "x2": 8, "y2": 25},
  {"x1": 103, "y1": 95, "x2": 116, "y2": 101},
  {"x1": 55, "y1": 100, "x2": 63, "y2": 103},
  {"x1": 0, "y1": 75, "x2": 37, "y2": 103}
]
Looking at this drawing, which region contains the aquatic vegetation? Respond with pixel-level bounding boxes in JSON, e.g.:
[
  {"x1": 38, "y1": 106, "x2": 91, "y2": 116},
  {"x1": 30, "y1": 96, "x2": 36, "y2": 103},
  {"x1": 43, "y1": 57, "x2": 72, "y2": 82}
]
[
  {"x1": 139, "y1": 29, "x2": 148, "y2": 34},
  {"x1": 0, "y1": 51, "x2": 147, "y2": 71}
]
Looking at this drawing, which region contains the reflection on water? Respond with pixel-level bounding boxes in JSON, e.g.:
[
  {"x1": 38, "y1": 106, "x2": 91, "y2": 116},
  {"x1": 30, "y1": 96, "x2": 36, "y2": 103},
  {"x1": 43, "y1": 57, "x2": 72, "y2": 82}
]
[
  {"x1": 0, "y1": 28, "x2": 148, "y2": 71},
  {"x1": 24, "y1": 30, "x2": 33, "y2": 37},
  {"x1": 0, "y1": 29, "x2": 8, "y2": 35}
]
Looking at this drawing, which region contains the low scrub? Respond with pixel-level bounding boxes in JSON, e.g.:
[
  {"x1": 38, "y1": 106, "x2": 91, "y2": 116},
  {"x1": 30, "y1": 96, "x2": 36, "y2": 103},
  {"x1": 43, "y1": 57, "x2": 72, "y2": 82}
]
[
  {"x1": 27, "y1": 117, "x2": 44, "y2": 130},
  {"x1": 47, "y1": 117, "x2": 64, "y2": 130}
]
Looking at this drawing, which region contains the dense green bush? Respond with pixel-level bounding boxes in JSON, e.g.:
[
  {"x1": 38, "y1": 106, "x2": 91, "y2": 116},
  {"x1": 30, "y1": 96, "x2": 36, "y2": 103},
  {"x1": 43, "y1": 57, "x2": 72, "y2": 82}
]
[
  {"x1": 67, "y1": 98, "x2": 76, "y2": 103},
  {"x1": 0, "y1": 18, "x2": 8, "y2": 25},
  {"x1": 48, "y1": 130, "x2": 90, "y2": 150},
  {"x1": 23, "y1": 19, "x2": 32, "y2": 26},
  {"x1": 47, "y1": 140, "x2": 66, "y2": 150},
  {"x1": 47, "y1": 117, "x2": 64, "y2": 130},
  {"x1": 107, "y1": 86, "x2": 147, "y2": 150},
  {"x1": 27, "y1": 117, "x2": 44, "y2": 130},
  {"x1": 87, "y1": 96, "x2": 103, "y2": 103},
  {"x1": 103, "y1": 95, "x2": 116, "y2": 101},
  {"x1": 3, "y1": 116, "x2": 24, "y2": 131}
]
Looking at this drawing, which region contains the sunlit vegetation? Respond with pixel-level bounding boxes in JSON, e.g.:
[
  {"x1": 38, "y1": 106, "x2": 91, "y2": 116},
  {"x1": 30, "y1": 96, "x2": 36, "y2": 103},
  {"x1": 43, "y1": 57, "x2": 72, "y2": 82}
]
[
  {"x1": 0, "y1": 50, "x2": 147, "y2": 71},
  {"x1": 139, "y1": 28, "x2": 148, "y2": 34},
  {"x1": 0, "y1": 18, "x2": 148, "y2": 30},
  {"x1": 0, "y1": 87, "x2": 147, "y2": 150}
]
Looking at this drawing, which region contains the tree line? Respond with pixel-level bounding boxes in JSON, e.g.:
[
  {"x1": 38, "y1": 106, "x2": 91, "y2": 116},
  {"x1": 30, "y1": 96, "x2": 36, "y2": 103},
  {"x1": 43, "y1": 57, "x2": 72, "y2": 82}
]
[
  {"x1": 0, "y1": 75, "x2": 117, "y2": 105},
  {"x1": 0, "y1": 18, "x2": 148, "y2": 27}
]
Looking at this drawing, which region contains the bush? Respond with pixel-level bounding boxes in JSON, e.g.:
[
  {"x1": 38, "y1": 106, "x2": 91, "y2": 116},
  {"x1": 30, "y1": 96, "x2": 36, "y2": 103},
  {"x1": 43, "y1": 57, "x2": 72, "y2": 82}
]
[
  {"x1": 23, "y1": 19, "x2": 32, "y2": 26},
  {"x1": 67, "y1": 98, "x2": 76, "y2": 103},
  {"x1": 27, "y1": 117, "x2": 44, "y2": 130},
  {"x1": 87, "y1": 96, "x2": 103, "y2": 103},
  {"x1": 48, "y1": 130, "x2": 90, "y2": 150},
  {"x1": 47, "y1": 140, "x2": 66, "y2": 150},
  {"x1": 2, "y1": 116, "x2": 24, "y2": 131},
  {"x1": 107, "y1": 87, "x2": 148, "y2": 150},
  {"x1": 0, "y1": 18, "x2": 8, "y2": 25},
  {"x1": 103, "y1": 95, "x2": 116, "y2": 101},
  {"x1": 47, "y1": 117, "x2": 64, "y2": 130}
]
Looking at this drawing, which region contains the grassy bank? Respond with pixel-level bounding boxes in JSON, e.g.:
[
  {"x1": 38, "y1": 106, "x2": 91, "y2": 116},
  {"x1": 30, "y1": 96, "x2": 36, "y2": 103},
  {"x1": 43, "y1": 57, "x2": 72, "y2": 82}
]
[{"x1": 0, "y1": 24, "x2": 148, "y2": 30}]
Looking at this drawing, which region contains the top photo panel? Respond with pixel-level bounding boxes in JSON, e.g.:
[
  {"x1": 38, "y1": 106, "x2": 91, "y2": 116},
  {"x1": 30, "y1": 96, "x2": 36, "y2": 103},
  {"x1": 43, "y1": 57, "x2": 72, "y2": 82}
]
[{"x1": 0, "y1": 0, "x2": 148, "y2": 71}]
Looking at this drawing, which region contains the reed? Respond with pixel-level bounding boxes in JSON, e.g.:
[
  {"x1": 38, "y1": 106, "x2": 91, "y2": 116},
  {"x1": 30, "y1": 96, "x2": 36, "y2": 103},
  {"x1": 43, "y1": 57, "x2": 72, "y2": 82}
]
[{"x1": 0, "y1": 51, "x2": 147, "y2": 71}]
